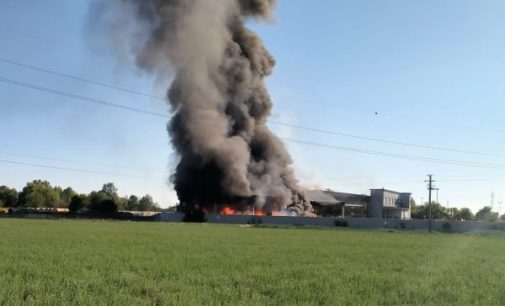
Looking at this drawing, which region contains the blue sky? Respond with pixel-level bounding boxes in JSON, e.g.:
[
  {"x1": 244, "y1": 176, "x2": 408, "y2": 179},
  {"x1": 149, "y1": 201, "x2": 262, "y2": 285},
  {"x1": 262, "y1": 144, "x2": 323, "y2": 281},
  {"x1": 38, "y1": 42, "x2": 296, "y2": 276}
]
[{"x1": 1, "y1": 0, "x2": 505, "y2": 212}]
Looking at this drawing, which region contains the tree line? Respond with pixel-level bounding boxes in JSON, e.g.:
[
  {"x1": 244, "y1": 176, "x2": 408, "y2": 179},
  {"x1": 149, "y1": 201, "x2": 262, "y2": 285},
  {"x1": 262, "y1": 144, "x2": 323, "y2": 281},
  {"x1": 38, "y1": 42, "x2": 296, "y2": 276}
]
[
  {"x1": 410, "y1": 200, "x2": 504, "y2": 222},
  {"x1": 0, "y1": 180, "x2": 161, "y2": 213}
]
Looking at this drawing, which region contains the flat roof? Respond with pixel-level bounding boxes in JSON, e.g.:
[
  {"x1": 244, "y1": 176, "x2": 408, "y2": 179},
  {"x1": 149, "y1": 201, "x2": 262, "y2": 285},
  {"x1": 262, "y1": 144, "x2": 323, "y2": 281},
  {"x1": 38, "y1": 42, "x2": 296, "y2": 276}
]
[
  {"x1": 370, "y1": 188, "x2": 411, "y2": 195},
  {"x1": 304, "y1": 190, "x2": 367, "y2": 206},
  {"x1": 304, "y1": 190, "x2": 340, "y2": 205}
]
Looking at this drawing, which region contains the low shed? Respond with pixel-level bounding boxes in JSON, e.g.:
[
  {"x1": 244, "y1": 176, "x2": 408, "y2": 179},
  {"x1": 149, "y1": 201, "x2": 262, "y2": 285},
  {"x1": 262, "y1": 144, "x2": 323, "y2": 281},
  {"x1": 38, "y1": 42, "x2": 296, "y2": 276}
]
[{"x1": 304, "y1": 190, "x2": 368, "y2": 217}]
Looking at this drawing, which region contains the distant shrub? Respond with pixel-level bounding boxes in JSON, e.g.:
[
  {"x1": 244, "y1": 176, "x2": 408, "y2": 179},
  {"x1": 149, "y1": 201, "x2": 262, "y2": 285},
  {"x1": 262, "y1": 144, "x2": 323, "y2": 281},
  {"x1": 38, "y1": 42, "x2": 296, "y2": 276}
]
[
  {"x1": 68, "y1": 195, "x2": 84, "y2": 213},
  {"x1": 247, "y1": 217, "x2": 263, "y2": 225},
  {"x1": 442, "y1": 222, "x2": 452, "y2": 232},
  {"x1": 183, "y1": 208, "x2": 207, "y2": 223},
  {"x1": 334, "y1": 219, "x2": 348, "y2": 227},
  {"x1": 92, "y1": 199, "x2": 118, "y2": 215},
  {"x1": 491, "y1": 223, "x2": 505, "y2": 231}
]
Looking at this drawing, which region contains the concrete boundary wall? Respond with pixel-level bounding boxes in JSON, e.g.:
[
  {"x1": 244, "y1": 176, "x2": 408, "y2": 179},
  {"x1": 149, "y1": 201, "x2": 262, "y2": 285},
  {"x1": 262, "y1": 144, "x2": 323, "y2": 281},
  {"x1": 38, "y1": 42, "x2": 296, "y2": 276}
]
[{"x1": 159, "y1": 213, "x2": 505, "y2": 233}]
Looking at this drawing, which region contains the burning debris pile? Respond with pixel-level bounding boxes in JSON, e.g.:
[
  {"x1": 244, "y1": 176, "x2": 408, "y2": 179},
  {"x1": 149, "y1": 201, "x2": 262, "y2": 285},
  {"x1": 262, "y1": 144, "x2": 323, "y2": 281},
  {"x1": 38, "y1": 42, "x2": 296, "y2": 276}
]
[{"x1": 100, "y1": 0, "x2": 311, "y2": 215}]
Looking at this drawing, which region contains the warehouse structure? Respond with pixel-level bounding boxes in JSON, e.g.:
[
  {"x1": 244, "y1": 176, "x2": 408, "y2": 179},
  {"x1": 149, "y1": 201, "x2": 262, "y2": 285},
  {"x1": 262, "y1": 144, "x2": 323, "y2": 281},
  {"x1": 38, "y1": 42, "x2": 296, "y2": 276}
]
[{"x1": 304, "y1": 188, "x2": 411, "y2": 220}]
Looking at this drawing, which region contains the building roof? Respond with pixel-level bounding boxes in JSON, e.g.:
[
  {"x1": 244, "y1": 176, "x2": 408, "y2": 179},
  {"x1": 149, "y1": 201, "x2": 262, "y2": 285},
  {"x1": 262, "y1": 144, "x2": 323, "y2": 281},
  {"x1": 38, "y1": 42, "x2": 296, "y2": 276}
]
[
  {"x1": 370, "y1": 188, "x2": 411, "y2": 195},
  {"x1": 304, "y1": 190, "x2": 367, "y2": 207},
  {"x1": 383, "y1": 206, "x2": 409, "y2": 211},
  {"x1": 326, "y1": 191, "x2": 367, "y2": 205},
  {"x1": 304, "y1": 190, "x2": 341, "y2": 205}
]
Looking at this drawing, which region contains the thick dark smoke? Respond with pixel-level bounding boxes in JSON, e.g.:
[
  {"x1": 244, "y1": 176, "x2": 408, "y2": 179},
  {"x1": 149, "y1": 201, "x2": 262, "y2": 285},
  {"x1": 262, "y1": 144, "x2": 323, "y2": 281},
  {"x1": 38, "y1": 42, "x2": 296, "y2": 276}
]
[{"x1": 98, "y1": 0, "x2": 311, "y2": 215}]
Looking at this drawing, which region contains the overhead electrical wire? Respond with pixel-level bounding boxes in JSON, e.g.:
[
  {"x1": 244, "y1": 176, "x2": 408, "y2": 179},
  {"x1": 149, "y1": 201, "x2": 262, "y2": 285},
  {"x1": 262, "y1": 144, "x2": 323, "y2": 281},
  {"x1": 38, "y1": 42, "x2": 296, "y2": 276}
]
[
  {"x1": 0, "y1": 159, "x2": 164, "y2": 180},
  {"x1": 1, "y1": 28, "x2": 504, "y2": 196},
  {"x1": 281, "y1": 138, "x2": 505, "y2": 170},
  {"x1": 1, "y1": 76, "x2": 505, "y2": 171},
  {"x1": 0, "y1": 57, "x2": 165, "y2": 100},
  {"x1": 2, "y1": 154, "x2": 505, "y2": 184},
  {"x1": 0, "y1": 72, "x2": 502, "y2": 158},
  {"x1": 268, "y1": 121, "x2": 505, "y2": 157},
  {"x1": 1, "y1": 56, "x2": 502, "y2": 155},
  {"x1": 0, "y1": 76, "x2": 169, "y2": 118},
  {"x1": 2, "y1": 27, "x2": 504, "y2": 134},
  {"x1": 0, "y1": 151, "x2": 169, "y2": 173}
]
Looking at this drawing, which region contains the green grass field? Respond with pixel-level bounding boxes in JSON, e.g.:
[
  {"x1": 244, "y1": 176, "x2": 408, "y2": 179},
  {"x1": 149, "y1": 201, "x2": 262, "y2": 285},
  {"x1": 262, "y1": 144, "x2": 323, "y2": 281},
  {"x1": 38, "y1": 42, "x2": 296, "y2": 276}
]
[{"x1": 0, "y1": 219, "x2": 504, "y2": 305}]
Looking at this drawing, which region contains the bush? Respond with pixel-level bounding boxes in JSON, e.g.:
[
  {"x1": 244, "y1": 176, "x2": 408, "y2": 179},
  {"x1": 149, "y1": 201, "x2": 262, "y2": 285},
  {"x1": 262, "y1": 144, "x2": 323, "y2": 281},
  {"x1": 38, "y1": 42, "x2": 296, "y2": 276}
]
[
  {"x1": 442, "y1": 222, "x2": 452, "y2": 232},
  {"x1": 394, "y1": 222, "x2": 406, "y2": 229},
  {"x1": 491, "y1": 223, "x2": 505, "y2": 231},
  {"x1": 68, "y1": 195, "x2": 84, "y2": 213},
  {"x1": 93, "y1": 199, "x2": 118, "y2": 214},
  {"x1": 247, "y1": 217, "x2": 263, "y2": 225},
  {"x1": 183, "y1": 207, "x2": 207, "y2": 223},
  {"x1": 334, "y1": 219, "x2": 348, "y2": 227}
]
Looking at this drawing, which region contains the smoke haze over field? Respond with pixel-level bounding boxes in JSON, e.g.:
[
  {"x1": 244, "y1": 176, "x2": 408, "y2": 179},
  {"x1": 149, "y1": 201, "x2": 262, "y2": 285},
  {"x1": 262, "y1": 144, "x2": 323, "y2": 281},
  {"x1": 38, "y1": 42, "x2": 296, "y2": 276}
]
[{"x1": 91, "y1": 0, "x2": 311, "y2": 214}]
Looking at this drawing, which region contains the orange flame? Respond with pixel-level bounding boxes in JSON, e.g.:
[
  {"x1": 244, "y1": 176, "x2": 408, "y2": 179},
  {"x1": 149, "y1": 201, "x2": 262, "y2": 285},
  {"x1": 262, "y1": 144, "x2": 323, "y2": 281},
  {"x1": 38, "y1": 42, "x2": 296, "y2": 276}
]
[
  {"x1": 219, "y1": 206, "x2": 268, "y2": 216},
  {"x1": 220, "y1": 206, "x2": 238, "y2": 215},
  {"x1": 253, "y1": 209, "x2": 266, "y2": 216}
]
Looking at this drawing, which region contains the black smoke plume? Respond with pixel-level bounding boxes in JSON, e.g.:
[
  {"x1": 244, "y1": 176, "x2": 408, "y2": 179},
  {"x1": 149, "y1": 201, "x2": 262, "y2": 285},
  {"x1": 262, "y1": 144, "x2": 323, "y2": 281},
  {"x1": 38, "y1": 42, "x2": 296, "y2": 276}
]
[{"x1": 96, "y1": 0, "x2": 311, "y2": 215}]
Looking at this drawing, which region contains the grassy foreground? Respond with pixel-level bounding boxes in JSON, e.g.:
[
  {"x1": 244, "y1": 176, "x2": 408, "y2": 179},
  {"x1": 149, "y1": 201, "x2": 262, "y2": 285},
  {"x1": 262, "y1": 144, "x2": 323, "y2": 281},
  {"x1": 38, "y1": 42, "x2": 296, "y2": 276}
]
[{"x1": 0, "y1": 219, "x2": 504, "y2": 305}]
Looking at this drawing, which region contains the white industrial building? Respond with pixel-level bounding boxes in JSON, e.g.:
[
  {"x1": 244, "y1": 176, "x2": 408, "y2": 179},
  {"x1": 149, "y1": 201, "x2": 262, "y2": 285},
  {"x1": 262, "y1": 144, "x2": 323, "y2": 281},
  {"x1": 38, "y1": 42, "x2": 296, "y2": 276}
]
[
  {"x1": 304, "y1": 188, "x2": 412, "y2": 220},
  {"x1": 368, "y1": 189, "x2": 411, "y2": 220}
]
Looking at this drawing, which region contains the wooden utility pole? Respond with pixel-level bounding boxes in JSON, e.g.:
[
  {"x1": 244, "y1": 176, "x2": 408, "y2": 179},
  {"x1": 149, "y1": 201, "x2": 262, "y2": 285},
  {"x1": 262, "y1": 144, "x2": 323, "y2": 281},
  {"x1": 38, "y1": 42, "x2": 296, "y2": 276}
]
[{"x1": 426, "y1": 175, "x2": 436, "y2": 233}]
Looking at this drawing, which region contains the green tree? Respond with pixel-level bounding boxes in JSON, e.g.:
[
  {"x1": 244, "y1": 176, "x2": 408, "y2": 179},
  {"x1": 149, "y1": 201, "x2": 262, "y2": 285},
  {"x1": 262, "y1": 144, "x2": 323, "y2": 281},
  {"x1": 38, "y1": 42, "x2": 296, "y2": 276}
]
[
  {"x1": 68, "y1": 195, "x2": 86, "y2": 213},
  {"x1": 138, "y1": 195, "x2": 160, "y2": 211},
  {"x1": 18, "y1": 180, "x2": 60, "y2": 208},
  {"x1": 88, "y1": 186, "x2": 118, "y2": 214},
  {"x1": 116, "y1": 196, "x2": 128, "y2": 211},
  {"x1": 429, "y1": 203, "x2": 449, "y2": 220},
  {"x1": 411, "y1": 202, "x2": 450, "y2": 220},
  {"x1": 457, "y1": 208, "x2": 474, "y2": 221},
  {"x1": 60, "y1": 187, "x2": 77, "y2": 208},
  {"x1": 88, "y1": 191, "x2": 110, "y2": 211},
  {"x1": 446, "y1": 207, "x2": 460, "y2": 221},
  {"x1": 94, "y1": 199, "x2": 117, "y2": 214},
  {"x1": 125, "y1": 195, "x2": 139, "y2": 211},
  {"x1": 475, "y1": 206, "x2": 498, "y2": 222},
  {"x1": 101, "y1": 183, "x2": 118, "y2": 200},
  {"x1": 409, "y1": 198, "x2": 416, "y2": 208},
  {"x1": 410, "y1": 203, "x2": 426, "y2": 219},
  {"x1": 0, "y1": 186, "x2": 18, "y2": 207}
]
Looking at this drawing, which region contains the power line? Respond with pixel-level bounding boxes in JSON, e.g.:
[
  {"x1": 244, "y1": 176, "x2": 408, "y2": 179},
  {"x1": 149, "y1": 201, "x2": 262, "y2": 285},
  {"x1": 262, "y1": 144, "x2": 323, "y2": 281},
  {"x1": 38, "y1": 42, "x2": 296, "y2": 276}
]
[
  {"x1": 438, "y1": 178, "x2": 505, "y2": 182},
  {"x1": 0, "y1": 56, "x2": 495, "y2": 156},
  {"x1": 0, "y1": 76, "x2": 169, "y2": 118},
  {"x1": 269, "y1": 121, "x2": 505, "y2": 157},
  {"x1": 3, "y1": 76, "x2": 505, "y2": 170},
  {"x1": 0, "y1": 159, "x2": 165, "y2": 180},
  {"x1": 0, "y1": 151, "x2": 169, "y2": 173},
  {"x1": 6, "y1": 143, "x2": 505, "y2": 185},
  {"x1": 281, "y1": 138, "x2": 505, "y2": 170},
  {"x1": 0, "y1": 57, "x2": 165, "y2": 100},
  {"x1": 1, "y1": 74, "x2": 503, "y2": 159},
  {"x1": 2, "y1": 156, "x2": 497, "y2": 192},
  {"x1": 3, "y1": 26, "x2": 504, "y2": 134},
  {"x1": 275, "y1": 92, "x2": 505, "y2": 133}
]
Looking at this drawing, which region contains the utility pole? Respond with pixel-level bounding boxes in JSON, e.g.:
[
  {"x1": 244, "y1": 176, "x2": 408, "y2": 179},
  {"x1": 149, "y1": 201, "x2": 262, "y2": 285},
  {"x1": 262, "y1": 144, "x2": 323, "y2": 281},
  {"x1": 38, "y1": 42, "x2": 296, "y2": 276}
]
[
  {"x1": 425, "y1": 175, "x2": 436, "y2": 233},
  {"x1": 491, "y1": 192, "x2": 495, "y2": 212}
]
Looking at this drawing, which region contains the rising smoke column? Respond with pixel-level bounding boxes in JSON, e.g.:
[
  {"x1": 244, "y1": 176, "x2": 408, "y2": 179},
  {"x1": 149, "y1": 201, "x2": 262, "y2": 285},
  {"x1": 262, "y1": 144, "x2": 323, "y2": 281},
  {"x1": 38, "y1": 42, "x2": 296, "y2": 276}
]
[{"x1": 110, "y1": 0, "x2": 311, "y2": 214}]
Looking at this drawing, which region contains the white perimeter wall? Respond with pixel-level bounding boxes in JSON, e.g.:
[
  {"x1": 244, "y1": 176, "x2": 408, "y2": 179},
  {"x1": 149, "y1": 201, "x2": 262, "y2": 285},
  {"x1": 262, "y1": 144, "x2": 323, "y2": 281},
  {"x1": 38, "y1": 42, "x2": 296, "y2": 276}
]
[{"x1": 159, "y1": 213, "x2": 505, "y2": 233}]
